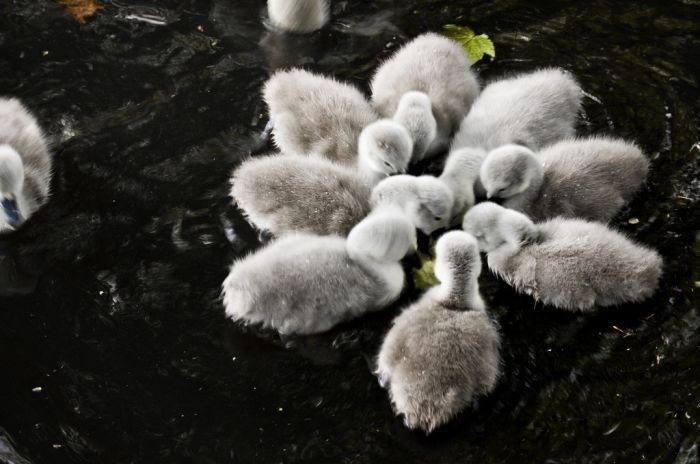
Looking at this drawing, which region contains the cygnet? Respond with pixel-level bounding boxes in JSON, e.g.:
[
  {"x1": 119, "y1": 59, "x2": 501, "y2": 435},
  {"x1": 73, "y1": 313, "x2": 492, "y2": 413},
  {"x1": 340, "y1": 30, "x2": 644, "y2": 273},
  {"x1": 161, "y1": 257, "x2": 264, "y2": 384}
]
[
  {"x1": 263, "y1": 69, "x2": 412, "y2": 181},
  {"x1": 462, "y1": 202, "x2": 663, "y2": 311},
  {"x1": 451, "y1": 68, "x2": 582, "y2": 152},
  {"x1": 480, "y1": 137, "x2": 649, "y2": 222},
  {"x1": 376, "y1": 231, "x2": 501, "y2": 433},
  {"x1": 371, "y1": 33, "x2": 480, "y2": 158},
  {"x1": 391, "y1": 91, "x2": 437, "y2": 163},
  {"x1": 0, "y1": 98, "x2": 52, "y2": 233},
  {"x1": 438, "y1": 147, "x2": 488, "y2": 226},
  {"x1": 222, "y1": 208, "x2": 416, "y2": 335},
  {"x1": 231, "y1": 154, "x2": 453, "y2": 237},
  {"x1": 370, "y1": 174, "x2": 453, "y2": 235}
]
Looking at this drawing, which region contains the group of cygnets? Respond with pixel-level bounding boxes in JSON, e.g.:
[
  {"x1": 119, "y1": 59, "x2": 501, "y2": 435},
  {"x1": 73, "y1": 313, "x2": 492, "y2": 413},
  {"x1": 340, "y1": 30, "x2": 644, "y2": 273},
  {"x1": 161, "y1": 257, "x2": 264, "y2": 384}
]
[
  {"x1": 223, "y1": 32, "x2": 663, "y2": 432},
  {"x1": 0, "y1": 23, "x2": 663, "y2": 434}
]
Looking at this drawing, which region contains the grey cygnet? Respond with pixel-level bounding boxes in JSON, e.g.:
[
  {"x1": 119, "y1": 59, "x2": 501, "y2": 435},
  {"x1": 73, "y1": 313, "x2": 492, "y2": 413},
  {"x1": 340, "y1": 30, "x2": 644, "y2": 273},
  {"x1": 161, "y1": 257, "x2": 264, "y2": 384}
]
[
  {"x1": 263, "y1": 69, "x2": 412, "y2": 182},
  {"x1": 451, "y1": 68, "x2": 582, "y2": 152},
  {"x1": 231, "y1": 154, "x2": 453, "y2": 237},
  {"x1": 222, "y1": 208, "x2": 416, "y2": 335},
  {"x1": 0, "y1": 98, "x2": 52, "y2": 232},
  {"x1": 371, "y1": 33, "x2": 480, "y2": 159},
  {"x1": 376, "y1": 231, "x2": 501, "y2": 433},
  {"x1": 462, "y1": 202, "x2": 663, "y2": 311},
  {"x1": 480, "y1": 136, "x2": 649, "y2": 222}
]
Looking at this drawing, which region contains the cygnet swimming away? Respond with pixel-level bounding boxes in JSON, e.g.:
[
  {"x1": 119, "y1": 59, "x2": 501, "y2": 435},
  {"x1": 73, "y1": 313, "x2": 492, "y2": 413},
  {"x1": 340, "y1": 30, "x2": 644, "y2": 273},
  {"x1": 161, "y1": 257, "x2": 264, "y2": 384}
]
[
  {"x1": 376, "y1": 231, "x2": 501, "y2": 433},
  {"x1": 231, "y1": 154, "x2": 453, "y2": 237},
  {"x1": 222, "y1": 208, "x2": 416, "y2": 335},
  {"x1": 479, "y1": 137, "x2": 649, "y2": 222},
  {"x1": 462, "y1": 202, "x2": 663, "y2": 311},
  {"x1": 371, "y1": 33, "x2": 480, "y2": 158},
  {"x1": 0, "y1": 98, "x2": 52, "y2": 232},
  {"x1": 263, "y1": 69, "x2": 412, "y2": 182},
  {"x1": 267, "y1": 0, "x2": 329, "y2": 33}
]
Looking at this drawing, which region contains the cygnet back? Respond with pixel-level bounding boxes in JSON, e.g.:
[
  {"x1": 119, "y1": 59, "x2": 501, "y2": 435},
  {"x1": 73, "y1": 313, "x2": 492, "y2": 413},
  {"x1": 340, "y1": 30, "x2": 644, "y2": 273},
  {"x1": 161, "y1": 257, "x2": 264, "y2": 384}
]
[{"x1": 451, "y1": 68, "x2": 581, "y2": 152}]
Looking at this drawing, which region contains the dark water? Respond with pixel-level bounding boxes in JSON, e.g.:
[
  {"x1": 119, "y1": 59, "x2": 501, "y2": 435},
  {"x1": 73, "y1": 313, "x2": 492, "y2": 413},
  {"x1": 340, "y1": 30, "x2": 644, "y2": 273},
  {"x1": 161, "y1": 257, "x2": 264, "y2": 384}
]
[{"x1": 0, "y1": 0, "x2": 699, "y2": 462}]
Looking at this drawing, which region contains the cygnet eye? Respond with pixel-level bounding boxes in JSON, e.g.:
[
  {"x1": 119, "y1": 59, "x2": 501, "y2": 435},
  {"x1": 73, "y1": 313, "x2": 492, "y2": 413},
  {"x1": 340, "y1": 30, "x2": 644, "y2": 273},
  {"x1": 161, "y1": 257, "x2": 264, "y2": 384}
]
[
  {"x1": 383, "y1": 161, "x2": 392, "y2": 168},
  {"x1": 434, "y1": 216, "x2": 442, "y2": 221}
]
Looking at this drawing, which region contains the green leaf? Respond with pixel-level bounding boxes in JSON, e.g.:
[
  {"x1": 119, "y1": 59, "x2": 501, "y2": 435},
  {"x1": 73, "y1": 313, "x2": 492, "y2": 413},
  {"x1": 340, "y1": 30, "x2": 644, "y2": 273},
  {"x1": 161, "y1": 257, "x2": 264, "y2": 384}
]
[
  {"x1": 412, "y1": 249, "x2": 440, "y2": 291},
  {"x1": 442, "y1": 24, "x2": 496, "y2": 64}
]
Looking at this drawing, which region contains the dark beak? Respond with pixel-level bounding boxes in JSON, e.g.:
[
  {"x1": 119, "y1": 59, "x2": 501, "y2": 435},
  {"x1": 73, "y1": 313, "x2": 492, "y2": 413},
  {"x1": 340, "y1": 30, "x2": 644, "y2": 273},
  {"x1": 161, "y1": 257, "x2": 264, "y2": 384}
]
[{"x1": 1, "y1": 198, "x2": 22, "y2": 228}]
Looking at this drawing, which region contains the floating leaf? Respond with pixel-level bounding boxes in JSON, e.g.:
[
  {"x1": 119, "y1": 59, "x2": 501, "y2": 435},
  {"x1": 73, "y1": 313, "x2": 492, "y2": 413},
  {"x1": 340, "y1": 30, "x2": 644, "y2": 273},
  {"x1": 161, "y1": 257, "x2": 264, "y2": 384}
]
[
  {"x1": 413, "y1": 251, "x2": 439, "y2": 291},
  {"x1": 56, "y1": 0, "x2": 104, "y2": 25},
  {"x1": 442, "y1": 24, "x2": 496, "y2": 64}
]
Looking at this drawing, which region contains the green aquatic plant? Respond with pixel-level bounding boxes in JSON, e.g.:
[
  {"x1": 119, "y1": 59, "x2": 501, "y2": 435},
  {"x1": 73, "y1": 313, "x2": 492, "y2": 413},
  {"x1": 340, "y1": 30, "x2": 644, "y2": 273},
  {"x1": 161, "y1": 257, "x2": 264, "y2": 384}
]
[
  {"x1": 413, "y1": 245, "x2": 440, "y2": 291},
  {"x1": 442, "y1": 24, "x2": 496, "y2": 64}
]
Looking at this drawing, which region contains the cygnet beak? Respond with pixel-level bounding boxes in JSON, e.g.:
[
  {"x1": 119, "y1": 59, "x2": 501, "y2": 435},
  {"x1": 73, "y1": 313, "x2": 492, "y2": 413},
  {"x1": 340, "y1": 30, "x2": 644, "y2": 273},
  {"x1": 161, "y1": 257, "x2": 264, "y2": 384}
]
[{"x1": 1, "y1": 197, "x2": 22, "y2": 228}]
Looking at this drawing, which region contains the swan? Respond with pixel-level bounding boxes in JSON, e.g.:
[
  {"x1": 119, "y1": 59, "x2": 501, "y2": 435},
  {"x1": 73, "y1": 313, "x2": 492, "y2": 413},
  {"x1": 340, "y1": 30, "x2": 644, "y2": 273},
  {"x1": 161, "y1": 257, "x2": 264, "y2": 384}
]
[
  {"x1": 462, "y1": 202, "x2": 663, "y2": 311},
  {"x1": 479, "y1": 136, "x2": 649, "y2": 222},
  {"x1": 0, "y1": 98, "x2": 52, "y2": 232},
  {"x1": 371, "y1": 33, "x2": 480, "y2": 158},
  {"x1": 231, "y1": 154, "x2": 453, "y2": 237},
  {"x1": 222, "y1": 208, "x2": 416, "y2": 334},
  {"x1": 376, "y1": 231, "x2": 501, "y2": 433}
]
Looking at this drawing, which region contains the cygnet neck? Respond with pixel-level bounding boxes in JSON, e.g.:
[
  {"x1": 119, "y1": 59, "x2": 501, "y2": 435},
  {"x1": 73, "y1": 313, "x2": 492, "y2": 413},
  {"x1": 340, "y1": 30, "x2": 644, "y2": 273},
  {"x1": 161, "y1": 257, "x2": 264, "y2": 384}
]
[{"x1": 436, "y1": 260, "x2": 484, "y2": 311}]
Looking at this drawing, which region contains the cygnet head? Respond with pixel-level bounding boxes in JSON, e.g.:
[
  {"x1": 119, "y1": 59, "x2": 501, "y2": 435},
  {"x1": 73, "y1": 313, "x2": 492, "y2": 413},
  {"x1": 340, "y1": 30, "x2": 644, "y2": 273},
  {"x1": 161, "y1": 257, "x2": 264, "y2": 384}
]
[
  {"x1": 371, "y1": 175, "x2": 453, "y2": 235},
  {"x1": 393, "y1": 91, "x2": 437, "y2": 162},
  {"x1": 462, "y1": 202, "x2": 538, "y2": 253},
  {"x1": 480, "y1": 144, "x2": 541, "y2": 200},
  {"x1": 358, "y1": 119, "x2": 412, "y2": 179},
  {"x1": 0, "y1": 145, "x2": 25, "y2": 228},
  {"x1": 346, "y1": 208, "x2": 416, "y2": 263}
]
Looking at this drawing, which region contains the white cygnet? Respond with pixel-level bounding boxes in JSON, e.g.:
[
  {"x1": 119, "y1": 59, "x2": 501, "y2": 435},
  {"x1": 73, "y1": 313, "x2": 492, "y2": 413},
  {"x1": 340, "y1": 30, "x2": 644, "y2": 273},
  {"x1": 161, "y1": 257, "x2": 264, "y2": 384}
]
[
  {"x1": 376, "y1": 231, "x2": 501, "y2": 433},
  {"x1": 267, "y1": 0, "x2": 329, "y2": 33},
  {"x1": 357, "y1": 119, "x2": 413, "y2": 184},
  {"x1": 392, "y1": 91, "x2": 437, "y2": 163},
  {"x1": 371, "y1": 33, "x2": 480, "y2": 158},
  {"x1": 222, "y1": 208, "x2": 416, "y2": 335},
  {"x1": 370, "y1": 174, "x2": 454, "y2": 235},
  {"x1": 480, "y1": 137, "x2": 649, "y2": 222},
  {"x1": 451, "y1": 68, "x2": 582, "y2": 152},
  {"x1": 0, "y1": 98, "x2": 52, "y2": 232},
  {"x1": 231, "y1": 154, "x2": 453, "y2": 237},
  {"x1": 462, "y1": 202, "x2": 663, "y2": 311},
  {"x1": 263, "y1": 69, "x2": 412, "y2": 181},
  {"x1": 438, "y1": 147, "x2": 488, "y2": 226}
]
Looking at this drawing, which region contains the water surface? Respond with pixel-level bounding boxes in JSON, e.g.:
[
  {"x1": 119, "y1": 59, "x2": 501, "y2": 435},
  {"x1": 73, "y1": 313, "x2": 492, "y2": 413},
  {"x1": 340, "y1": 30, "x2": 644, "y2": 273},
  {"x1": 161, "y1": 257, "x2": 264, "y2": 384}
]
[{"x1": 0, "y1": 0, "x2": 699, "y2": 462}]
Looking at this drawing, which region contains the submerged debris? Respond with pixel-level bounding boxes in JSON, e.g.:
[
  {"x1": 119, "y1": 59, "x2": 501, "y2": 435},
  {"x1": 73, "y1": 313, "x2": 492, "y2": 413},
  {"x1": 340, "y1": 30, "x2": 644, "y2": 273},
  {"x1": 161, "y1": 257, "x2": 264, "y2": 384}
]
[{"x1": 56, "y1": 0, "x2": 104, "y2": 24}]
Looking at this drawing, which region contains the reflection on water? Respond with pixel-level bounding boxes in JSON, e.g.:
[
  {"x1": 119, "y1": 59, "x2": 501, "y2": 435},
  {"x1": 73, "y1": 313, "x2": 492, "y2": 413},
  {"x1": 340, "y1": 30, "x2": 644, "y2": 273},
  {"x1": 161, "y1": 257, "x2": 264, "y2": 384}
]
[{"x1": 0, "y1": 0, "x2": 699, "y2": 462}]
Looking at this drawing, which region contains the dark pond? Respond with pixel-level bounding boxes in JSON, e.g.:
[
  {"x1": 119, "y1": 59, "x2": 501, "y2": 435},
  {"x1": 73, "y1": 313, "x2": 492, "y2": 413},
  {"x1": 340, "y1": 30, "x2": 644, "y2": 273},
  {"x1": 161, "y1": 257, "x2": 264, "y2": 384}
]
[{"x1": 1, "y1": 0, "x2": 699, "y2": 462}]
